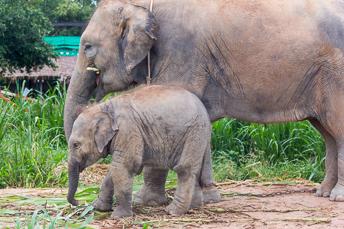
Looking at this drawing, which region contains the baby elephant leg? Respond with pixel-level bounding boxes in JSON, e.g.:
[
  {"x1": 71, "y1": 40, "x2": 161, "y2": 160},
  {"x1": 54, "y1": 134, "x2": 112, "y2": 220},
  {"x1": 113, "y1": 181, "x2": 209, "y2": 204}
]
[
  {"x1": 93, "y1": 172, "x2": 114, "y2": 211},
  {"x1": 110, "y1": 163, "x2": 134, "y2": 218},
  {"x1": 166, "y1": 166, "x2": 196, "y2": 216},
  {"x1": 133, "y1": 167, "x2": 168, "y2": 206}
]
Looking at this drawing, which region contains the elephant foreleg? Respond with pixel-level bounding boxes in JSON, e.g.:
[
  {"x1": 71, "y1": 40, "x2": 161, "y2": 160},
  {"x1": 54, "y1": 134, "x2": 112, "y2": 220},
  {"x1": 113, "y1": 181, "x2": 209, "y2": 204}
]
[{"x1": 110, "y1": 164, "x2": 134, "y2": 218}]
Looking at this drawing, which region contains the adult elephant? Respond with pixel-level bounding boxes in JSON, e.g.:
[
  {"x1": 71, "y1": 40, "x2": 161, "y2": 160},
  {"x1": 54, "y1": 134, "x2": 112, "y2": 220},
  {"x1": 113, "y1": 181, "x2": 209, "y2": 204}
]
[{"x1": 64, "y1": 0, "x2": 344, "y2": 203}]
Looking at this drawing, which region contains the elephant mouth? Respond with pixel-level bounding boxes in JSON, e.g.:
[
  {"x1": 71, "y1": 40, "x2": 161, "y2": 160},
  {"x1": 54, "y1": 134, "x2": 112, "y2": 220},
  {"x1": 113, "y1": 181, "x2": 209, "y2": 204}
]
[
  {"x1": 86, "y1": 66, "x2": 100, "y2": 74},
  {"x1": 86, "y1": 63, "x2": 101, "y2": 86},
  {"x1": 86, "y1": 62, "x2": 139, "y2": 92}
]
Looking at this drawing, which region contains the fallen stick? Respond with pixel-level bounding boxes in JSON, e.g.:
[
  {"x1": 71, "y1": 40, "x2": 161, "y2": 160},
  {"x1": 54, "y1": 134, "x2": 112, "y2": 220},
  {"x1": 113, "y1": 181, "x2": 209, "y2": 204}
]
[
  {"x1": 221, "y1": 188, "x2": 315, "y2": 198},
  {"x1": 207, "y1": 207, "x2": 323, "y2": 214},
  {"x1": 133, "y1": 218, "x2": 219, "y2": 225},
  {"x1": 273, "y1": 217, "x2": 331, "y2": 224}
]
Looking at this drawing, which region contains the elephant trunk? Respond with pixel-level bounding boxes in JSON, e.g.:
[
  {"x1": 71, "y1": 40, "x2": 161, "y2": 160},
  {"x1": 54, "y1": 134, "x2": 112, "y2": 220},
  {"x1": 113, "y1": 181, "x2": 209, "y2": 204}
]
[
  {"x1": 64, "y1": 69, "x2": 97, "y2": 141},
  {"x1": 67, "y1": 159, "x2": 80, "y2": 206}
]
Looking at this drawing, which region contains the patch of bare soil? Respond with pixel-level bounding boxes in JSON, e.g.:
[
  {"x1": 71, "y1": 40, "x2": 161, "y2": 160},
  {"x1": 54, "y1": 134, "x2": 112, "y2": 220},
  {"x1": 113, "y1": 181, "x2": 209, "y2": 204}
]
[
  {"x1": 0, "y1": 188, "x2": 66, "y2": 197},
  {"x1": 91, "y1": 180, "x2": 344, "y2": 229},
  {"x1": 80, "y1": 163, "x2": 110, "y2": 185},
  {"x1": 54, "y1": 163, "x2": 110, "y2": 185}
]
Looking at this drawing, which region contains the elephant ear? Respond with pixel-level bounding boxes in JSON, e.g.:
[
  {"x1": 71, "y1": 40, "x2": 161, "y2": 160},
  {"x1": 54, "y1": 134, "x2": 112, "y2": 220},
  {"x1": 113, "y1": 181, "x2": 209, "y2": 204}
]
[
  {"x1": 94, "y1": 104, "x2": 119, "y2": 153},
  {"x1": 121, "y1": 5, "x2": 158, "y2": 73}
]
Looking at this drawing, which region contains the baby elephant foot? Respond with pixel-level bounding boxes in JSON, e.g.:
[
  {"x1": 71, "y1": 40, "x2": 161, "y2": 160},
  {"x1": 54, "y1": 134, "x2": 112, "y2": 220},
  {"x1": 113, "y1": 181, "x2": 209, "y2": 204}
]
[
  {"x1": 111, "y1": 206, "x2": 133, "y2": 219},
  {"x1": 202, "y1": 185, "x2": 221, "y2": 204},
  {"x1": 165, "y1": 202, "x2": 188, "y2": 216},
  {"x1": 133, "y1": 186, "x2": 168, "y2": 206},
  {"x1": 330, "y1": 183, "x2": 344, "y2": 201},
  {"x1": 92, "y1": 198, "x2": 113, "y2": 212},
  {"x1": 315, "y1": 178, "x2": 337, "y2": 198}
]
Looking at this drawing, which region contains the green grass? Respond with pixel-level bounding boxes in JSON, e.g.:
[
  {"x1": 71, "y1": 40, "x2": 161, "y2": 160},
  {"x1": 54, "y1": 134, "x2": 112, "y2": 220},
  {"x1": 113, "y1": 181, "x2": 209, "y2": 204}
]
[
  {"x1": 0, "y1": 84, "x2": 67, "y2": 188},
  {"x1": 212, "y1": 119, "x2": 325, "y2": 182}
]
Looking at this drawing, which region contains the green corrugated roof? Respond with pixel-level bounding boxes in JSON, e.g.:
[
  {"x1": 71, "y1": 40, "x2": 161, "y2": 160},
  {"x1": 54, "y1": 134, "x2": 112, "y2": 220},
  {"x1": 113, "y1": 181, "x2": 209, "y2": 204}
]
[{"x1": 44, "y1": 36, "x2": 80, "y2": 56}]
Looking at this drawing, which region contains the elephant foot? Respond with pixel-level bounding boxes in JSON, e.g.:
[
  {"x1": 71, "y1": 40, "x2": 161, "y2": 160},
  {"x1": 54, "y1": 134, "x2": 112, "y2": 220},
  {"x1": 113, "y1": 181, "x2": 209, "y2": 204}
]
[
  {"x1": 111, "y1": 206, "x2": 133, "y2": 218},
  {"x1": 315, "y1": 177, "x2": 337, "y2": 198},
  {"x1": 165, "y1": 202, "x2": 188, "y2": 216},
  {"x1": 92, "y1": 197, "x2": 113, "y2": 212},
  {"x1": 202, "y1": 185, "x2": 221, "y2": 204},
  {"x1": 190, "y1": 186, "x2": 203, "y2": 209},
  {"x1": 133, "y1": 185, "x2": 168, "y2": 206},
  {"x1": 330, "y1": 183, "x2": 344, "y2": 201}
]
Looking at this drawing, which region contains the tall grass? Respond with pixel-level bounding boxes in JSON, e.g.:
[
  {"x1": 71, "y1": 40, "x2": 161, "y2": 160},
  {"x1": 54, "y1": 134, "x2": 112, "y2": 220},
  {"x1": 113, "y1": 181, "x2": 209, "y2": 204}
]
[
  {"x1": 0, "y1": 85, "x2": 67, "y2": 188},
  {"x1": 0, "y1": 84, "x2": 326, "y2": 188},
  {"x1": 212, "y1": 119, "x2": 325, "y2": 182}
]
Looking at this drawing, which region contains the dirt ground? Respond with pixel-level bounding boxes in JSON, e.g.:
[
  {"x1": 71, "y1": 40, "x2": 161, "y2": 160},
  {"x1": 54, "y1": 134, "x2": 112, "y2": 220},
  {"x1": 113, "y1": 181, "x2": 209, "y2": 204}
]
[
  {"x1": 90, "y1": 180, "x2": 344, "y2": 229},
  {"x1": 2, "y1": 179, "x2": 344, "y2": 229},
  {"x1": 1, "y1": 165, "x2": 343, "y2": 228}
]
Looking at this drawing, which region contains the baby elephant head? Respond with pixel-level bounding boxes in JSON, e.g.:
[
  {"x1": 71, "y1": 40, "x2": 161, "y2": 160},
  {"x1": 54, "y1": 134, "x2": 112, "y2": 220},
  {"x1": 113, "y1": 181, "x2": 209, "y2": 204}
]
[{"x1": 67, "y1": 104, "x2": 118, "y2": 206}]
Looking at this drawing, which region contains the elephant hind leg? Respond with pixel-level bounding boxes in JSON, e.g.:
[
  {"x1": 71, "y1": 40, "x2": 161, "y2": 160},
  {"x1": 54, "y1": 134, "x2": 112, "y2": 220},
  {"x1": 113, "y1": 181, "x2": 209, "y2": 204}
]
[
  {"x1": 329, "y1": 142, "x2": 344, "y2": 201},
  {"x1": 200, "y1": 142, "x2": 221, "y2": 203},
  {"x1": 315, "y1": 82, "x2": 344, "y2": 201},
  {"x1": 133, "y1": 167, "x2": 168, "y2": 206},
  {"x1": 310, "y1": 119, "x2": 338, "y2": 197}
]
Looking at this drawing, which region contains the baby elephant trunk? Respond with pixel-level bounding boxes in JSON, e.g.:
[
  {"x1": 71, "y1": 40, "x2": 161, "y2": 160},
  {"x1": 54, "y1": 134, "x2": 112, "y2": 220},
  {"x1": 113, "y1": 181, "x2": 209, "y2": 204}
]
[{"x1": 67, "y1": 159, "x2": 80, "y2": 206}]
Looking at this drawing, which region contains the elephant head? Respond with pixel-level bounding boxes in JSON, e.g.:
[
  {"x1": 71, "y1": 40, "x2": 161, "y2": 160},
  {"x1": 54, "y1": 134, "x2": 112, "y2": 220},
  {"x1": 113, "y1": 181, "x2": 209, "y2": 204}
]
[
  {"x1": 67, "y1": 104, "x2": 118, "y2": 206},
  {"x1": 64, "y1": 0, "x2": 158, "y2": 140}
]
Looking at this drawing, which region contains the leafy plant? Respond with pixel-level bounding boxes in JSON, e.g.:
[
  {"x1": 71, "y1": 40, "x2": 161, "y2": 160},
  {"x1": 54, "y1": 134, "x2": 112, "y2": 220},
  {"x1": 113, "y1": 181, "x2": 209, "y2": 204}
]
[{"x1": 0, "y1": 0, "x2": 56, "y2": 73}]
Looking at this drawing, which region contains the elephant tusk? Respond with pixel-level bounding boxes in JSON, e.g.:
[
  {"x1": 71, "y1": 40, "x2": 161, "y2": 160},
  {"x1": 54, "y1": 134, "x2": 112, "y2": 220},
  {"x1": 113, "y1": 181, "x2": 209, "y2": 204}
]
[{"x1": 86, "y1": 67, "x2": 100, "y2": 75}]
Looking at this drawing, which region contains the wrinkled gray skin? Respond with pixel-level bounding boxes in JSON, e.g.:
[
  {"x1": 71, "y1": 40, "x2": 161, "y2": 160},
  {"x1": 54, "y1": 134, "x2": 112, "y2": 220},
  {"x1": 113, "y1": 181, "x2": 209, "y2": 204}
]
[
  {"x1": 64, "y1": 0, "x2": 344, "y2": 202},
  {"x1": 67, "y1": 85, "x2": 214, "y2": 217}
]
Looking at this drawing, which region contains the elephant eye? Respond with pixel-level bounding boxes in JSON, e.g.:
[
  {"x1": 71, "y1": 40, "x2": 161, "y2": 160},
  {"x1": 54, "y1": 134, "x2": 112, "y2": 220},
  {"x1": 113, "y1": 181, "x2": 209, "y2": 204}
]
[
  {"x1": 84, "y1": 43, "x2": 92, "y2": 51},
  {"x1": 73, "y1": 142, "x2": 81, "y2": 149}
]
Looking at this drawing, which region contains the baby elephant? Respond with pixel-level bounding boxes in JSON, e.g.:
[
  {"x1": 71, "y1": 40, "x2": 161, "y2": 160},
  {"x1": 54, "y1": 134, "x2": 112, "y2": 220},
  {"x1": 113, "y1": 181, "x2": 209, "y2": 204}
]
[{"x1": 67, "y1": 85, "x2": 216, "y2": 218}]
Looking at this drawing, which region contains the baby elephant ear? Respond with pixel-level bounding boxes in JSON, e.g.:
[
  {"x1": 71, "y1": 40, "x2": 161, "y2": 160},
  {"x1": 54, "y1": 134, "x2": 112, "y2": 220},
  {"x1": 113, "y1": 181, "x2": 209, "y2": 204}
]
[{"x1": 94, "y1": 116, "x2": 118, "y2": 153}]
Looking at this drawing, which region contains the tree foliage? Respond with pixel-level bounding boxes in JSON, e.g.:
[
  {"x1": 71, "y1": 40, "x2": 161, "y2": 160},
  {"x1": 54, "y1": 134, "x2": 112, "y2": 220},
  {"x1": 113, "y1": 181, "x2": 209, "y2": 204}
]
[
  {"x1": 31, "y1": 0, "x2": 96, "y2": 22},
  {"x1": 31, "y1": 0, "x2": 97, "y2": 35},
  {"x1": 0, "y1": 0, "x2": 98, "y2": 73},
  {"x1": 0, "y1": 0, "x2": 56, "y2": 73}
]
